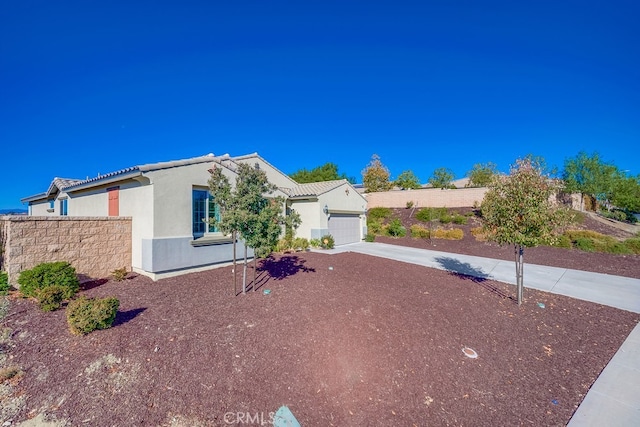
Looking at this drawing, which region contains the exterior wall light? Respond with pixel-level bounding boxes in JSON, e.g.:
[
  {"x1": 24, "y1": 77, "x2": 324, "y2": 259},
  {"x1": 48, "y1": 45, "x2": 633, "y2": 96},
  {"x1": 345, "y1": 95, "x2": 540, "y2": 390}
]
[{"x1": 323, "y1": 204, "x2": 329, "y2": 214}]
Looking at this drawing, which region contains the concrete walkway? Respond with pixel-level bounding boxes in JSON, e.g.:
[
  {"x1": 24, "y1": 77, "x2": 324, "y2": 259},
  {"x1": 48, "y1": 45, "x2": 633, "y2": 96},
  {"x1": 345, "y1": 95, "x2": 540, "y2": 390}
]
[{"x1": 317, "y1": 242, "x2": 640, "y2": 427}]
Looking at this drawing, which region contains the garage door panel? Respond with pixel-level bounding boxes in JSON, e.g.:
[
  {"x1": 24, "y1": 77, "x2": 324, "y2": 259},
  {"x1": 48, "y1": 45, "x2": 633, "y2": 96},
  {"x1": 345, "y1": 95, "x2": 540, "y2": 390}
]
[{"x1": 328, "y1": 214, "x2": 361, "y2": 246}]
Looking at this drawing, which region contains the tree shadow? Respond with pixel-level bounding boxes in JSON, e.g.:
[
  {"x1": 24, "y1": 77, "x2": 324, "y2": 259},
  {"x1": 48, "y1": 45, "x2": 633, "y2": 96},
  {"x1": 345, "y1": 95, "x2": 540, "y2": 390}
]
[
  {"x1": 79, "y1": 277, "x2": 109, "y2": 291},
  {"x1": 433, "y1": 256, "x2": 514, "y2": 301},
  {"x1": 237, "y1": 255, "x2": 316, "y2": 293},
  {"x1": 113, "y1": 307, "x2": 147, "y2": 327}
]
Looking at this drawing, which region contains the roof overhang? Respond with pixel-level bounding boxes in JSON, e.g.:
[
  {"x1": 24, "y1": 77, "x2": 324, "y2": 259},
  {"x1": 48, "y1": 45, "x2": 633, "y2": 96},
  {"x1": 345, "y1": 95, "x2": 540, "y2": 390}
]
[
  {"x1": 20, "y1": 192, "x2": 48, "y2": 204},
  {"x1": 64, "y1": 170, "x2": 143, "y2": 193}
]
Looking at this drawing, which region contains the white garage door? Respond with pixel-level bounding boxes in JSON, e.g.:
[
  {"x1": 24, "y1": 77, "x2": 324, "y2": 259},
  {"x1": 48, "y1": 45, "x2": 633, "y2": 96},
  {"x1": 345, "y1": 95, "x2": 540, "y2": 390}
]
[{"x1": 328, "y1": 214, "x2": 361, "y2": 246}]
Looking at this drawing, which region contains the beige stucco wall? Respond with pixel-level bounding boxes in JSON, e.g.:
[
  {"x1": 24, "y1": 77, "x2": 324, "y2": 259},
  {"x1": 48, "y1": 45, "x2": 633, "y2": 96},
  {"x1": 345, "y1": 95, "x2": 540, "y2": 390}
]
[
  {"x1": 364, "y1": 187, "x2": 489, "y2": 208},
  {"x1": 289, "y1": 199, "x2": 321, "y2": 239},
  {"x1": 0, "y1": 216, "x2": 132, "y2": 287}
]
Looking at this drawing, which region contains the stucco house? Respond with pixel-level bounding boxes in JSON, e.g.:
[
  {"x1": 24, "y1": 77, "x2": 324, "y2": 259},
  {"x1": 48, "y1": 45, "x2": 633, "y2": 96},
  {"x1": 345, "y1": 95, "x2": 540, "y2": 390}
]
[{"x1": 21, "y1": 152, "x2": 367, "y2": 279}]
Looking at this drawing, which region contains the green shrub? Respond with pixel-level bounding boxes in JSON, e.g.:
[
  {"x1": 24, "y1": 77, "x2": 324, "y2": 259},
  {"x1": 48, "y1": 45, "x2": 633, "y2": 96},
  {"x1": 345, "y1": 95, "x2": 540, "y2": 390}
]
[
  {"x1": 549, "y1": 234, "x2": 572, "y2": 248},
  {"x1": 600, "y1": 209, "x2": 628, "y2": 222},
  {"x1": 35, "y1": 285, "x2": 67, "y2": 312},
  {"x1": 405, "y1": 201, "x2": 414, "y2": 209},
  {"x1": 292, "y1": 237, "x2": 310, "y2": 251},
  {"x1": 386, "y1": 218, "x2": 406, "y2": 237},
  {"x1": 368, "y1": 220, "x2": 383, "y2": 234},
  {"x1": 410, "y1": 224, "x2": 430, "y2": 239},
  {"x1": 439, "y1": 213, "x2": 453, "y2": 224},
  {"x1": 364, "y1": 233, "x2": 376, "y2": 242},
  {"x1": 66, "y1": 296, "x2": 120, "y2": 336},
  {"x1": 605, "y1": 242, "x2": 633, "y2": 255},
  {"x1": 320, "y1": 234, "x2": 335, "y2": 249},
  {"x1": 17, "y1": 261, "x2": 79, "y2": 299},
  {"x1": 111, "y1": 267, "x2": 128, "y2": 282},
  {"x1": 367, "y1": 207, "x2": 392, "y2": 222},
  {"x1": 575, "y1": 237, "x2": 595, "y2": 252},
  {"x1": 415, "y1": 208, "x2": 436, "y2": 223},
  {"x1": 452, "y1": 214, "x2": 468, "y2": 225},
  {"x1": 275, "y1": 238, "x2": 291, "y2": 252},
  {"x1": 416, "y1": 207, "x2": 451, "y2": 223},
  {"x1": 624, "y1": 238, "x2": 640, "y2": 254},
  {"x1": 0, "y1": 272, "x2": 9, "y2": 296},
  {"x1": 309, "y1": 238, "x2": 321, "y2": 248}
]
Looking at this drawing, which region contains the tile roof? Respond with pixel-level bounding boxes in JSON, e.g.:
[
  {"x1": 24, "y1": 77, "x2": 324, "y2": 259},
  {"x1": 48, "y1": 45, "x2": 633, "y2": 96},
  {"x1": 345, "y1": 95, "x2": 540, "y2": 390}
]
[
  {"x1": 62, "y1": 154, "x2": 224, "y2": 191},
  {"x1": 285, "y1": 179, "x2": 350, "y2": 197}
]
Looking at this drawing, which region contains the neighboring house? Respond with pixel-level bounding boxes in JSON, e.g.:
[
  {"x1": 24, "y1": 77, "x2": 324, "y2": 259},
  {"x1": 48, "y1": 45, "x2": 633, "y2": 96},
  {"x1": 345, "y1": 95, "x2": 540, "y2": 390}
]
[{"x1": 21, "y1": 153, "x2": 367, "y2": 279}]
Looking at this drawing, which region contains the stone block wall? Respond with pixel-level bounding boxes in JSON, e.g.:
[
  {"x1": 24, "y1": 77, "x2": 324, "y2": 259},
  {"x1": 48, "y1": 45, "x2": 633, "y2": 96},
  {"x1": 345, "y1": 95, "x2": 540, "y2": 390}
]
[
  {"x1": 364, "y1": 187, "x2": 489, "y2": 208},
  {"x1": 0, "y1": 216, "x2": 131, "y2": 287}
]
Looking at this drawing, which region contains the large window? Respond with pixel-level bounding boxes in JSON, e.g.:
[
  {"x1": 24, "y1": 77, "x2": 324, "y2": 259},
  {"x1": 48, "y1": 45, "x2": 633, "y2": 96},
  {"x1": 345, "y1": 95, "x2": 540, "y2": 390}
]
[{"x1": 192, "y1": 189, "x2": 220, "y2": 235}]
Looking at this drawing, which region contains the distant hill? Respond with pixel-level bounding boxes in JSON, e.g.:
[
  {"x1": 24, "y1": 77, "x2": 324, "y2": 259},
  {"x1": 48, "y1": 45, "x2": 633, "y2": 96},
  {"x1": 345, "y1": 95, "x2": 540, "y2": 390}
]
[{"x1": 0, "y1": 208, "x2": 28, "y2": 215}]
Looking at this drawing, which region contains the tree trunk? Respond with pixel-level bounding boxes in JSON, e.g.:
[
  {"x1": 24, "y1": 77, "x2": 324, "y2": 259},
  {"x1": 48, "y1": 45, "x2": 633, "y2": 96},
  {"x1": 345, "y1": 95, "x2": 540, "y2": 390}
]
[
  {"x1": 233, "y1": 231, "x2": 237, "y2": 296},
  {"x1": 253, "y1": 256, "x2": 257, "y2": 292},
  {"x1": 243, "y1": 243, "x2": 247, "y2": 295},
  {"x1": 514, "y1": 244, "x2": 524, "y2": 305}
]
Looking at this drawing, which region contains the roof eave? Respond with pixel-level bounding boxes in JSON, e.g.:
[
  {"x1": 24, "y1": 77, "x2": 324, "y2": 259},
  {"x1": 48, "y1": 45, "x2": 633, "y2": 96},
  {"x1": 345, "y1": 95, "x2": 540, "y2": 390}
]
[
  {"x1": 64, "y1": 170, "x2": 143, "y2": 193},
  {"x1": 20, "y1": 192, "x2": 48, "y2": 204}
]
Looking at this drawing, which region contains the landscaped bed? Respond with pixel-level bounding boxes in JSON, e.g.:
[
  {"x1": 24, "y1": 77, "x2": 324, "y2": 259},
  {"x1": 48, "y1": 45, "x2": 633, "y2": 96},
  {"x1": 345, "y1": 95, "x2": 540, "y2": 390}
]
[{"x1": 2, "y1": 246, "x2": 638, "y2": 426}]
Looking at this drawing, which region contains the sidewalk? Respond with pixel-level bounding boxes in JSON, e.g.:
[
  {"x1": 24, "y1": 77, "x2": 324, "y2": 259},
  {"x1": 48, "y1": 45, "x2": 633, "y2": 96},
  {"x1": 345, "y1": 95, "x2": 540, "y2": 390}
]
[{"x1": 317, "y1": 242, "x2": 640, "y2": 427}]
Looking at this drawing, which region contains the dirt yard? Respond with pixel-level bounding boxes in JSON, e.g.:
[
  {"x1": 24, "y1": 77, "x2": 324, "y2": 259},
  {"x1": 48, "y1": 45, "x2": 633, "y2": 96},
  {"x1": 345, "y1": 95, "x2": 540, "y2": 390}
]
[{"x1": 1, "y1": 226, "x2": 639, "y2": 426}]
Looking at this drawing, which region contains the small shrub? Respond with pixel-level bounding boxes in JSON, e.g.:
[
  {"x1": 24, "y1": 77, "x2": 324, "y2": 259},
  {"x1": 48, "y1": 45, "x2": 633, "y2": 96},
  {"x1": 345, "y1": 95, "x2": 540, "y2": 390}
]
[
  {"x1": 439, "y1": 213, "x2": 453, "y2": 224},
  {"x1": 17, "y1": 261, "x2": 79, "y2": 299},
  {"x1": 549, "y1": 234, "x2": 572, "y2": 248},
  {"x1": 624, "y1": 238, "x2": 640, "y2": 254},
  {"x1": 368, "y1": 220, "x2": 383, "y2": 234},
  {"x1": 415, "y1": 208, "x2": 436, "y2": 223},
  {"x1": 292, "y1": 237, "x2": 310, "y2": 251},
  {"x1": 0, "y1": 271, "x2": 9, "y2": 296},
  {"x1": 35, "y1": 285, "x2": 67, "y2": 311},
  {"x1": 320, "y1": 234, "x2": 335, "y2": 249},
  {"x1": 309, "y1": 238, "x2": 321, "y2": 248},
  {"x1": 364, "y1": 233, "x2": 376, "y2": 242},
  {"x1": 432, "y1": 228, "x2": 464, "y2": 240},
  {"x1": 386, "y1": 218, "x2": 406, "y2": 237},
  {"x1": 111, "y1": 267, "x2": 128, "y2": 282},
  {"x1": 564, "y1": 229, "x2": 605, "y2": 240},
  {"x1": 410, "y1": 224, "x2": 430, "y2": 239},
  {"x1": 275, "y1": 238, "x2": 292, "y2": 252},
  {"x1": 405, "y1": 201, "x2": 414, "y2": 209},
  {"x1": 470, "y1": 226, "x2": 489, "y2": 242},
  {"x1": 591, "y1": 236, "x2": 632, "y2": 254},
  {"x1": 574, "y1": 237, "x2": 595, "y2": 252},
  {"x1": 367, "y1": 207, "x2": 392, "y2": 222},
  {"x1": 67, "y1": 296, "x2": 120, "y2": 336},
  {"x1": 452, "y1": 214, "x2": 468, "y2": 225}
]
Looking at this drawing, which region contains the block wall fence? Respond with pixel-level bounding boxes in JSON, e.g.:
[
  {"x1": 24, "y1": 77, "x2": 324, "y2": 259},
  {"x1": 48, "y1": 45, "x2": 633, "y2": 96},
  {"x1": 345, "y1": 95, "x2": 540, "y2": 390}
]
[
  {"x1": 0, "y1": 216, "x2": 132, "y2": 287},
  {"x1": 363, "y1": 187, "x2": 489, "y2": 209},
  {"x1": 363, "y1": 188, "x2": 582, "y2": 210}
]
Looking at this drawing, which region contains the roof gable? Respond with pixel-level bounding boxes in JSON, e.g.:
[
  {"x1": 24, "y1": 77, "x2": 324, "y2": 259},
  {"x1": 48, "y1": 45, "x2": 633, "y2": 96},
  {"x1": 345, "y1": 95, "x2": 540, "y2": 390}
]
[{"x1": 286, "y1": 179, "x2": 353, "y2": 198}]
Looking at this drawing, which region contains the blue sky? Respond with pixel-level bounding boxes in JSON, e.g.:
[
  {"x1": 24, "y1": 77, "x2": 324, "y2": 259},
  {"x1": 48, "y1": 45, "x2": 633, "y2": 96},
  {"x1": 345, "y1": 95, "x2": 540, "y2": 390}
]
[{"x1": 1, "y1": 0, "x2": 638, "y2": 210}]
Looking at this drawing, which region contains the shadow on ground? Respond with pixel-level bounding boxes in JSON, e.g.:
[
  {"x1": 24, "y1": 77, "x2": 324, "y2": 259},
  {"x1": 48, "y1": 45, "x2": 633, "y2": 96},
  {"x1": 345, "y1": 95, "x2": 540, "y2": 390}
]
[
  {"x1": 113, "y1": 307, "x2": 147, "y2": 327},
  {"x1": 434, "y1": 256, "x2": 514, "y2": 301}
]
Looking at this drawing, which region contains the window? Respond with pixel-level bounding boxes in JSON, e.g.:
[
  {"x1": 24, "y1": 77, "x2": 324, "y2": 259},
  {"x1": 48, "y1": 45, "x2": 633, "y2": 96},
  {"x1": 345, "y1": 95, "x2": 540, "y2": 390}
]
[
  {"x1": 192, "y1": 189, "x2": 220, "y2": 235},
  {"x1": 59, "y1": 199, "x2": 68, "y2": 216}
]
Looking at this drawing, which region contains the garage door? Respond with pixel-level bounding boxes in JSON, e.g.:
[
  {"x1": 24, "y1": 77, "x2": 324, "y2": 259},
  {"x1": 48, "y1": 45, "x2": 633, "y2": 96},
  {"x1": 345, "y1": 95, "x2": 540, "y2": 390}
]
[{"x1": 328, "y1": 214, "x2": 361, "y2": 246}]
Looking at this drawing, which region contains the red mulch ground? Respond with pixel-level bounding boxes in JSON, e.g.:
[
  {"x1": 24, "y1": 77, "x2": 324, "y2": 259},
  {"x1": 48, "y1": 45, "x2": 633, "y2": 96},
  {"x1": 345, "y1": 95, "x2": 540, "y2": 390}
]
[{"x1": 1, "y1": 210, "x2": 639, "y2": 426}]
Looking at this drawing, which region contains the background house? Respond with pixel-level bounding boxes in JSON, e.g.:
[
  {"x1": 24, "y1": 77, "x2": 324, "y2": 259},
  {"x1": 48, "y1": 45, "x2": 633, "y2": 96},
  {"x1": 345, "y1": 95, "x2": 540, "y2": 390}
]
[{"x1": 21, "y1": 153, "x2": 367, "y2": 279}]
